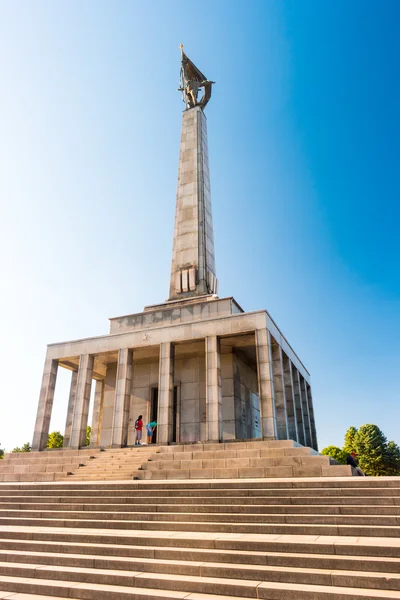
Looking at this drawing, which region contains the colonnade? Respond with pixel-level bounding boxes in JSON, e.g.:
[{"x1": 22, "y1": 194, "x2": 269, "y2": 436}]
[
  {"x1": 32, "y1": 330, "x2": 317, "y2": 451},
  {"x1": 255, "y1": 329, "x2": 317, "y2": 450}
]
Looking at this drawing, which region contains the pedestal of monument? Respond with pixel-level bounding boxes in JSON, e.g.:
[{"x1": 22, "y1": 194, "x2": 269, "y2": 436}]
[{"x1": 32, "y1": 292, "x2": 317, "y2": 452}]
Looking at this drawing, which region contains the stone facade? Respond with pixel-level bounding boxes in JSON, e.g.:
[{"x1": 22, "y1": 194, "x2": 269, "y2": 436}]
[
  {"x1": 32, "y1": 105, "x2": 318, "y2": 452},
  {"x1": 32, "y1": 296, "x2": 317, "y2": 451}
]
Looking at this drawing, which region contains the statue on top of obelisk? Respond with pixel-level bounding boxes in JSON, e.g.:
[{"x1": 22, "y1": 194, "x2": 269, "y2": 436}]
[{"x1": 178, "y1": 44, "x2": 214, "y2": 110}]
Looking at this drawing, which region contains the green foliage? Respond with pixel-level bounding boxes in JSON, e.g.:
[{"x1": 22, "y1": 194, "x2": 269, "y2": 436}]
[
  {"x1": 85, "y1": 426, "x2": 91, "y2": 447},
  {"x1": 384, "y1": 441, "x2": 400, "y2": 476},
  {"x1": 325, "y1": 424, "x2": 400, "y2": 476},
  {"x1": 354, "y1": 424, "x2": 388, "y2": 476},
  {"x1": 47, "y1": 431, "x2": 64, "y2": 449},
  {"x1": 321, "y1": 445, "x2": 347, "y2": 465},
  {"x1": 343, "y1": 426, "x2": 358, "y2": 454},
  {"x1": 12, "y1": 442, "x2": 31, "y2": 453},
  {"x1": 0, "y1": 447, "x2": 4, "y2": 459}
]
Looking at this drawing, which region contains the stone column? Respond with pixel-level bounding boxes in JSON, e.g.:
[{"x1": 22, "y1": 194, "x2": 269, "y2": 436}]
[
  {"x1": 299, "y1": 374, "x2": 312, "y2": 447},
  {"x1": 306, "y1": 383, "x2": 318, "y2": 451},
  {"x1": 111, "y1": 349, "x2": 133, "y2": 447},
  {"x1": 63, "y1": 370, "x2": 78, "y2": 448},
  {"x1": 32, "y1": 358, "x2": 58, "y2": 451},
  {"x1": 292, "y1": 367, "x2": 306, "y2": 446},
  {"x1": 158, "y1": 342, "x2": 174, "y2": 444},
  {"x1": 70, "y1": 354, "x2": 94, "y2": 449},
  {"x1": 282, "y1": 354, "x2": 298, "y2": 442},
  {"x1": 271, "y1": 341, "x2": 289, "y2": 439},
  {"x1": 206, "y1": 336, "x2": 222, "y2": 441},
  {"x1": 255, "y1": 329, "x2": 277, "y2": 438},
  {"x1": 90, "y1": 379, "x2": 104, "y2": 448}
]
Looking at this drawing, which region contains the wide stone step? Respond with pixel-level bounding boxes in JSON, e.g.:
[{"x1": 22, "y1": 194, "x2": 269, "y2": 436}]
[
  {"x1": 3, "y1": 526, "x2": 400, "y2": 558},
  {"x1": 2, "y1": 480, "x2": 399, "y2": 489},
  {"x1": 1, "y1": 478, "x2": 399, "y2": 489},
  {"x1": 143, "y1": 456, "x2": 331, "y2": 470},
  {"x1": 0, "y1": 464, "x2": 85, "y2": 474},
  {"x1": 1, "y1": 494, "x2": 400, "y2": 505},
  {"x1": 1, "y1": 485, "x2": 400, "y2": 497},
  {"x1": 65, "y1": 470, "x2": 141, "y2": 477},
  {"x1": 1, "y1": 455, "x2": 99, "y2": 464},
  {"x1": 2, "y1": 506, "x2": 400, "y2": 524},
  {"x1": 2, "y1": 578, "x2": 400, "y2": 600},
  {"x1": 0, "y1": 474, "x2": 60, "y2": 482},
  {"x1": 134, "y1": 465, "x2": 352, "y2": 479},
  {"x1": 63, "y1": 478, "x2": 137, "y2": 482},
  {"x1": 150, "y1": 448, "x2": 314, "y2": 462},
  {"x1": 1, "y1": 502, "x2": 399, "y2": 515},
  {"x1": 0, "y1": 563, "x2": 398, "y2": 600},
  {"x1": 4, "y1": 550, "x2": 400, "y2": 593},
  {"x1": 2, "y1": 541, "x2": 400, "y2": 574},
  {"x1": 4, "y1": 449, "x2": 102, "y2": 459},
  {"x1": 62, "y1": 475, "x2": 136, "y2": 483},
  {"x1": 0, "y1": 587, "x2": 242, "y2": 600},
  {"x1": 0, "y1": 460, "x2": 87, "y2": 467},
  {"x1": 79, "y1": 460, "x2": 153, "y2": 466},
  {"x1": 1, "y1": 515, "x2": 400, "y2": 537},
  {"x1": 71, "y1": 465, "x2": 146, "y2": 472},
  {"x1": 159, "y1": 440, "x2": 302, "y2": 452}
]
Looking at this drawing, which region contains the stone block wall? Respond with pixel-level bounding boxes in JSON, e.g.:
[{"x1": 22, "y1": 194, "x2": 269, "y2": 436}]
[{"x1": 175, "y1": 356, "x2": 206, "y2": 443}]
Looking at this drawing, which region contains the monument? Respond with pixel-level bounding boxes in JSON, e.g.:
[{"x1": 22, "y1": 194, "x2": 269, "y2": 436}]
[{"x1": 32, "y1": 49, "x2": 318, "y2": 452}]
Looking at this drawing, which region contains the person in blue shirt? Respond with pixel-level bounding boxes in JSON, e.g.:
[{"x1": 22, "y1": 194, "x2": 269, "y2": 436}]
[{"x1": 146, "y1": 421, "x2": 157, "y2": 444}]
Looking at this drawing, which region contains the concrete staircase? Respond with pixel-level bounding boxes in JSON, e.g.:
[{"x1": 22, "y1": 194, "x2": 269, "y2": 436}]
[
  {"x1": 135, "y1": 440, "x2": 352, "y2": 480},
  {"x1": 0, "y1": 441, "x2": 351, "y2": 483},
  {"x1": 64, "y1": 447, "x2": 155, "y2": 481},
  {"x1": 0, "y1": 477, "x2": 400, "y2": 599},
  {"x1": 0, "y1": 449, "x2": 103, "y2": 482},
  {"x1": 0, "y1": 447, "x2": 155, "y2": 483}
]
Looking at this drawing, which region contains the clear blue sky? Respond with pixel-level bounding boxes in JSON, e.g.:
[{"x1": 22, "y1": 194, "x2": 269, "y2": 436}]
[{"x1": 1, "y1": 0, "x2": 399, "y2": 452}]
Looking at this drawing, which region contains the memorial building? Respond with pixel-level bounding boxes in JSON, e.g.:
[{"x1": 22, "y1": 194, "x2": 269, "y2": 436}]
[{"x1": 32, "y1": 50, "x2": 318, "y2": 452}]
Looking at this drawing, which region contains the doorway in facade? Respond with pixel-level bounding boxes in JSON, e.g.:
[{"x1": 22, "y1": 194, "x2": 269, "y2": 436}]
[{"x1": 150, "y1": 385, "x2": 179, "y2": 444}]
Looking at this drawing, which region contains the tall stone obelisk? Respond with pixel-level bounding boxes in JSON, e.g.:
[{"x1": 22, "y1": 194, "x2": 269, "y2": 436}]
[{"x1": 169, "y1": 49, "x2": 217, "y2": 300}]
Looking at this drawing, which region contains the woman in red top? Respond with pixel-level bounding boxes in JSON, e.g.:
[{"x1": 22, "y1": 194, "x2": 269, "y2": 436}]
[{"x1": 134, "y1": 415, "x2": 143, "y2": 445}]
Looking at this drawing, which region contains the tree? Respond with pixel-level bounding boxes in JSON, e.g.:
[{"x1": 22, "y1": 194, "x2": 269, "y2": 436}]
[
  {"x1": 324, "y1": 424, "x2": 400, "y2": 476},
  {"x1": 47, "y1": 431, "x2": 64, "y2": 449},
  {"x1": 0, "y1": 446, "x2": 4, "y2": 459},
  {"x1": 12, "y1": 442, "x2": 31, "y2": 453},
  {"x1": 85, "y1": 426, "x2": 91, "y2": 447},
  {"x1": 343, "y1": 426, "x2": 358, "y2": 454},
  {"x1": 354, "y1": 424, "x2": 389, "y2": 476},
  {"x1": 382, "y1": 440, "x2": 400, "y2": 476},
  {"x1": 321, "y1": 445, "x2": 347, "y2": 465}
]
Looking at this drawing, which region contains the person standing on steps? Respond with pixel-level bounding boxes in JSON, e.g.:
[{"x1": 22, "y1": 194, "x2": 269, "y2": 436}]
[
  {"x1": 146, "y1": 421, "x2": 157, "y2": 444},
  {"x1": 134, "y1": 415, "x2": 143, "y2": 445},
  {"x1": 346, "y1": 452, "x2": 366, "y2": 476}
]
